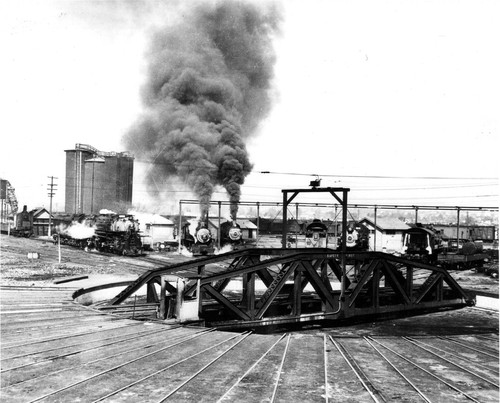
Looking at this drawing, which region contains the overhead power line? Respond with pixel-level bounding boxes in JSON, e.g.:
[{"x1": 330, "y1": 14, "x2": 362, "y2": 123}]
[
  {"x1": 257, "y1": 171, "x2": 498, "y2": 181},
  {"x1": 134, "y1": 159, "x2": 497, "y2": 180}
]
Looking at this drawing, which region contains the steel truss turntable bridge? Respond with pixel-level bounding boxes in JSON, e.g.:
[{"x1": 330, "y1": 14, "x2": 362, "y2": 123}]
[
  {"x1": 96, "y1": 187, "x2": 475, "y2": 328},
  {"x1": 99, "y1": 246, "x2": 474, "y2": 329}
]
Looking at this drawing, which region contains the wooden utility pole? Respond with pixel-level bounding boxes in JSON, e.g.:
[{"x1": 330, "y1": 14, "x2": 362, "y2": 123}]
[{"x1": 47, "y1": 176, "x2": 57, "y2": 237}]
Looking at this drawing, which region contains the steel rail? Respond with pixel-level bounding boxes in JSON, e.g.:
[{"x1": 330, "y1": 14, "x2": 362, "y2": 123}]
[
  {"x1": 405, "y1": 336, "x2": 499, "y2": 376},
  {"x1": 1, "y1": 326, "x2": 187, "y2": 380},
  {"x1": 0, "y1": 314, "x2": 124, "y2": 334},
  {"x1": 92, "y1": 330, "x2": 245, "y2": 403},
  {"x1": 367, "y1": 337, "x2": 482, "y2": 403},
  {"x1": 26, "y1": 328, "x2": 217, "y2": 403},
  {"x1": 216, "y1": 333, "x2": 287, "y2": 403},
  {"x1": 403, "y1": 337, "x2": 499, "y2": 387},
  {"x1": 328, "y1": 336, "x2": 382, "y2": 403},
  {"x1": 0, "y1": 311, "x2": 105, "y2": 325},
  {"x1": 363, "y1": 337, "x2": 432, "y2": 403},
  {"x1": 155, "y1": 331, "x2": 254, "y2": 403},
  {"x1": 1, "y1": 322, "x2": 147, "y2": 362},
  {"x1": 323, "y1": 334, "x2": 329, "y2": 403},
  {"x1": 0, "y1": 285, "x2": 78, "y2": 291},
  {"x1": 0, "y1": 320, "x2": 145, "y2": 350},
  {"x1": 270, "y1": 333, "x2": 291, "y2": 403},
  {"x1": 438, "y1": 336, "x2": 499, "y2": 358},
  {"x1": 474, "y1": 334, "x2": 500, "y2": 343}
]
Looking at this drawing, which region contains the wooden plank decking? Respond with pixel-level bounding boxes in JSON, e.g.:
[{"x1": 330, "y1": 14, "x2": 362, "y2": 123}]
[{"x1": 1, "y1": 285, "x2": 498, "y2": 402}]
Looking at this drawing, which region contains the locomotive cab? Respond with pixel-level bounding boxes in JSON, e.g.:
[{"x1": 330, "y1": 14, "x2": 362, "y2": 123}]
[{"x1": 402, "y1": 226, "x2": 441, "y2": 263}]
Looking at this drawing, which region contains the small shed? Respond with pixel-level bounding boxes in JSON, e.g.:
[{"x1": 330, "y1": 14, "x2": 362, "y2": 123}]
[
  {"x1": 133, "y1": 212, "x2": 176, "y2": 249},
  {"x1": 358, "y1": 217, "x2": 410, "y2": 253},
  {"x1": 30, "y1": 207, "x2": 53, "y2": 236}
]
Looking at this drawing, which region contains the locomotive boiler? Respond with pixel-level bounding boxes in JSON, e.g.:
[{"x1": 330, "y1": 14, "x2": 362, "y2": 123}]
[
  {"x1": 337, "y1": 222, "x2": 370, "y2": 251},
  {"x1": 181, "y1": 218, "x2": 245, "y2": 255},
  {"x1": 53, "y1": 213, "x2": 143, "y2": 256},
  {"x1": 219, "y1": 220, "x2": 243, "y2": 249},
  {"x1": 180, "y1": 220, "x2": 215, "y2": 256},
  {"x1": 304, "y1": 219, "x2": 328, "y2": 248}
]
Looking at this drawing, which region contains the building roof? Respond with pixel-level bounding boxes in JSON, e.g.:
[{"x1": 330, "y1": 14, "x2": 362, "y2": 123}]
[
  {"x1": 30, "y1": 208, "x2": 52, "y2": 218},
  {"x1": 131, "y1": 212, "x2": 174, "y2": 225},
  {"x1": 359, "y1": 217, "x2": 410, "y2": 232},
  {"x1": 209, "y1": 219, "x2": 258, "y2": 230}
]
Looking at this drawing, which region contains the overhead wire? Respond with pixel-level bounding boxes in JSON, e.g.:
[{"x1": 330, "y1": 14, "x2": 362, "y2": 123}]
[{"x1": 134, "y1": 159, "x2": 497, "y2": 181}]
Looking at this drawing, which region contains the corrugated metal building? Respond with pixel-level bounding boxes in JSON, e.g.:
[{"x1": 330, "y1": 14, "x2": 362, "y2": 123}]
[{"x1": 65, "y1": 143, "x2": 134, "y2": 214}]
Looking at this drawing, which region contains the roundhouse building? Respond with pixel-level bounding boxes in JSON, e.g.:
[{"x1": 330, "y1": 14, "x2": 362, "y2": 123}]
[{"x1": 65, "y1": 143, "x2": 134, "y2": 214}]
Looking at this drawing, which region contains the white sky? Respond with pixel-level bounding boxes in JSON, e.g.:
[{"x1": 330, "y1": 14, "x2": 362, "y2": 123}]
[{"x1": 1, "y1": 0, "x2": 498, "y2": 214}]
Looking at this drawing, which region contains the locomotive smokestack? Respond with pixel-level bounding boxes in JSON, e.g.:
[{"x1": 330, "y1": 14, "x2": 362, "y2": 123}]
[{"x1": 124, "y1": 1, "x2": 281, "y2": 218}]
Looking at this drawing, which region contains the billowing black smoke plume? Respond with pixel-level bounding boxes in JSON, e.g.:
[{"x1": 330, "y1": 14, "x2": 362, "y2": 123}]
[{"x1": 124, "y1": 1, "x2": 281, "y2": 220}]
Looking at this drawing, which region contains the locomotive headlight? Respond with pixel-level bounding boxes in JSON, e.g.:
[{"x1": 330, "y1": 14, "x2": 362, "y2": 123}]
[
  {"x1": 196, "y1": 228, "x2": 211, "y2": 243},
  {"x1": 228, "y1": 227, "x2": 242, "y2": 241}
]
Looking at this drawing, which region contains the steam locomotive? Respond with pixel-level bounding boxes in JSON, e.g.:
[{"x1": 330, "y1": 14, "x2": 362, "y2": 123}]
[
  {"x1": 304, "y1": 219, "x2": 328, "y2": 248},
  {"x1": 180, "y1": 221, "x2": 215, "y2": 256},
  {"x1": 180, "y1": 219, "x2": 244, "y2": 255},
  {"x1": 219, "y1": 220, "x2": 244, "y2": 249},
  {"x1": 10, "y1": 205, "x2": 34, "y2": 237},
  {"x1": 53, "y1": 213, "x2": 143, "y2": 256},
  {"x1": 402, "y1": 224, "x2": 487, "y2": 269},
  {"x1": 337, "y1": 222, "x2": 370, "y2": 251}
]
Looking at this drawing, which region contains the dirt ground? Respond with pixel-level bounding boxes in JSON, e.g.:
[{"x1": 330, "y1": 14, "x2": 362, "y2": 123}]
[{"x1": 1, "y1": 235, "x2": 499, "y2": 298}]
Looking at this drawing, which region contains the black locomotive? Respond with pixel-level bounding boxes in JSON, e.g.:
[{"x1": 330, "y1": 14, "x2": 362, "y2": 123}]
[
  {"x1": 180, "y1": 220, "x2": 215, "y2": 256},
  {"x1": 10, "y1": 205, "x2": 34, "y2": 237},
  {"x1": 180, "y1": 219, "x2": 244, "y2": 255},
  {"x1": 402, "y1": 224, "x2": 487, "y2": 269},
  {"x1": 219, "y1": 220, "x2": 243, "y2": 249},
  {"x1": 337, "y1": 222, "x2": 370, "y2": 251},
  {"x1": 53, "y1": 213, "x2": 143, "y2": 256}
]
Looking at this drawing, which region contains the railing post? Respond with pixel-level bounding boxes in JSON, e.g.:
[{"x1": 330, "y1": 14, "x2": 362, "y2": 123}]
[
  {"x1": 159, "y1": 275, "x2": 167, "y2": 319},
  {"x1": 175, "y1": 278, "x2": 185, "y2": 319}
]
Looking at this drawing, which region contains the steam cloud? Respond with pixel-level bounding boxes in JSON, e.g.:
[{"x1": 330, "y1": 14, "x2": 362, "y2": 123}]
[{"x1": 124, "y1": 1, "x2": 281, "y2": 219}]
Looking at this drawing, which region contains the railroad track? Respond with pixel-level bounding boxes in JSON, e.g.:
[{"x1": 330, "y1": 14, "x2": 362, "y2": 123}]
[{"x1": 1, "y1": 285, "x2": 498, "y2": 402}]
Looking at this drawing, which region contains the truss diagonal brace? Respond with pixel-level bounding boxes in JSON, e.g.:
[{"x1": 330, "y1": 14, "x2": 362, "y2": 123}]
[
  {"x1": 381, "y1": 261, "x2": 412, "y2": 305},
  {"x1": 302, "y1": 261, "x2": 337, "y2": 310},
  {"x1": 255, "y1": 262, "x2": 298, "y2": 319},
  {"x1": 414, "y1": 273, "x2": 443, "y2": 304},
  {"x1": 348, "y1": 260, "x2": 378, "y2": 307},
  {"x1": 203, "y1": 284, "x2": 251, "y2": 321}
]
